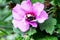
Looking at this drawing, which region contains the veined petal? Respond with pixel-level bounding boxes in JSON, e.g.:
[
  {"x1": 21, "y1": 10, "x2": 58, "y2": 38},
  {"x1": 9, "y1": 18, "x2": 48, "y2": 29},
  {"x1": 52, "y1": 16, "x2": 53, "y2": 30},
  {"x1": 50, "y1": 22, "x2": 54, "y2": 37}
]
[
  {"x1": 12, "y1": 4, "x2": 26, "y2": 20},
  {"x1": 12, "y1": 20, "x2": 19, "y2": 28},
  {"x1": 30, "y1": 22, "x2": 37, "y2": 27},
  {"x1": 21, "y1": 0, "x2": 33, "y2": 12},
  {"x1": 33, "y1": 2, "x2": 44, "y2": 16},
  {"x1": 37, "y1": 11, "x2": 48, "y2": 23},
  {"x1": 12, "y1": 19, "x2": 29, "y2": 32}
]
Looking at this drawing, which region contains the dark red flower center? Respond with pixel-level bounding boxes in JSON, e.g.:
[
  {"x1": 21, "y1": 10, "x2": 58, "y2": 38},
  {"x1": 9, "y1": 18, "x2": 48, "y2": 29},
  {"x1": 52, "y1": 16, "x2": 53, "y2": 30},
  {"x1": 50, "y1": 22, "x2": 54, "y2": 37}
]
[{"x1": 26, "y1": 12, "x2": 36, "y2": 21}]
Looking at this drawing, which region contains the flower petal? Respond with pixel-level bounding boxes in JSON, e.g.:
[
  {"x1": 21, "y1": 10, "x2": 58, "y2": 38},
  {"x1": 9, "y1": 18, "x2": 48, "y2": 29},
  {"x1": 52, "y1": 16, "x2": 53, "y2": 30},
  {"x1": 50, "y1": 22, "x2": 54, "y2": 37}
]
[
  {"x1": 21, "y1": 0, "x2": 33, "y2": 12},
  {"x1": 30, "y1": 22, "x2": 37, "y2": 27},
  {"x1": 12, "y1": 4, "x2": 26, "y2": 20},
  {"x1": 37, "y1": 11, "x2": 48, "y2": 23},
  {"x1": 12, "y1": 20, "x2": 19, "y2": 28},
  {"x1": 33, "y1": 2, "x2": 44, "y2": 16},
  {"x1": 12, "y1": 19, "x2": 29, "y2": 32}
]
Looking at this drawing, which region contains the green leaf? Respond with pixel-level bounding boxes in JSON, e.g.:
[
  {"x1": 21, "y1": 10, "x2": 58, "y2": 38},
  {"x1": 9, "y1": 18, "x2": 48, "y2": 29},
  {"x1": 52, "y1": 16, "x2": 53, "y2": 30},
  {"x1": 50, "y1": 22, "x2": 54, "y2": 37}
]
[
  {"x1": 56, "y1": 24, "x2": 60, "y2": 28},
  {"x1": 0, "y1": 29, "x2": 8, "y2": 37},
  {"x1": 26, "y1": 27, "x2": 36, "y2": 36},
  {"x1": 12, "y1": 0, "x2": 21, "y2": 4},
  {"x1": 40, "y1": 17, "x2": 57, "y2": 35},
  {"x1": 31, "y1": 0, "x2": 44, "y2": 3},
  {"x1": 0, "y1": 0, "x2": 6, "y2": 5},
  {"x1": 4, "y1": 15, "x2": 12, "y2": 22},
  {"x1": 50, "y1": 0, "x2": 55, "y2": 6},
  {"x1": 56, "y1": 29, "x2": 60, "y2": 33},
  {"x1": 24, "y1": 35, "x2": 30, "y2": 40},
  {"x1": 37, "y1": 36, "x2": 58, "y2": 40},
  {"x1": 54, "y1": 0, "x2": 60, "y2": 7},
  {"x1": 0, "y1": 6, "x2": 12, "y2": 21},
  {"x1": 13, "y1": 27, "x2": 23, "y2": 36},
  {"x1": 45, "y1": 26, "x2": 55, "y2": 35},
  {"x1": 49, "y1": 0, "x2": 60, "y2": 7},
  {"x1": 0, "y1": 21, "x2": 13, "y2": 29}
]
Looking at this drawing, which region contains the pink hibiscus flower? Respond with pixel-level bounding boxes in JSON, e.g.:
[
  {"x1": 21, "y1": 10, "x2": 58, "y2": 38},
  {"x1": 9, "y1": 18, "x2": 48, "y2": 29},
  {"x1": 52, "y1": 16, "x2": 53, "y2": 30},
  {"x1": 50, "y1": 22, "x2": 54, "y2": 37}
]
[{"x1": 12, "y1": 0, "x2": 48, "y2": 32}]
